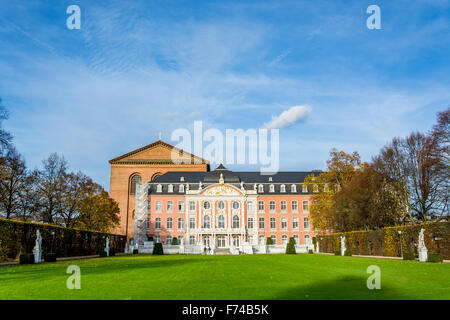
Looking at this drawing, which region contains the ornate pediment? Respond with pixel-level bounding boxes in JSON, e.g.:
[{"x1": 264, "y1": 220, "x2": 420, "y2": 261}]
[{"x1": 202, "y1": 184, "x2": 243, "y2": 196}]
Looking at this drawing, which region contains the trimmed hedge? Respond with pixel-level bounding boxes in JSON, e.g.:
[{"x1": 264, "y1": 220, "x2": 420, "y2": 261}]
[
  {"x1": 0, "y1": 218, "x2": 126, "y2": 262},
  {"x1": 317, "y1": 222, "x2": 449, "y2": 259},
  {"x1": 344, "y1": 249, "x2": 352, "y2": 256},
  {"x1": 171, "y1": 237, "x2": 178, "y2": 245},
  {"x1": 44, "y1": 253, "x2": 57, "y2": 262},
  {"x1": 285, "y1": 237, "x2": 296, "y2": 254},
  {"x1": 19, "y1": 253, "x2": 34, "y2": 264},
  {"x1": 152, "y1": 243, "x2": 164, "y2": 255},
  {"x1": 266, "y1": 237, "x2": 273, "y2": 245},
  {"x1": 334, "y1": 250, "x2": 341, "y2": 256},
  {"x1": 428, "y1": 253, "x2": 443, "y2": 263},
  {"x1": 308, "y1": 249, "x2": 313, "y2": 254},
  {"x1": 403, "y1": 252, "x2": 415, "y2": 260},
  {"x1": 99, "y1": 250, "x2": 107, "y2": 257}
]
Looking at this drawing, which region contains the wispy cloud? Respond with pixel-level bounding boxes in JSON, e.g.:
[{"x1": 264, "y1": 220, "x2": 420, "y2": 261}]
[{"x1": 264, "y1": 105, "x2": 311, "y2": 129}]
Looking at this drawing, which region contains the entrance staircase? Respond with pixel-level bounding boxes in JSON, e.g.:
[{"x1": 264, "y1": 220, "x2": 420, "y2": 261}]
[{"x1": 214, "y1": 248, "x2": 231, "y2": 255}]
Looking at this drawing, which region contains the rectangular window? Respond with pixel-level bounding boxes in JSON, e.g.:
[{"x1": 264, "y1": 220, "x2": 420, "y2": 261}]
[
  {"x1": 280, "y1": 201, "x2": 287, "y2": 211},
  {"x1": 178, "y1": 236, "x2": 184, "y2": 245},
  {"x1": 269, "y1": 201, "x2": 276, "y2": 212},
  {"x1": 166, "y1": 218, "x2": 173, "y2": 230},
  {"x1": 304, "y1": 217, "x2": 310, "y2": 229},
  {"x1": 178, "y1": 218, "x2": 184, "y2": 229},
  {"x1": 189, "y1": 235, "x2": 195, "y2": 245},
  {"x1": 166, "y1": 235, "x2": 172, "y2": 244},
  {"x1": 155, "y1": 201, "x2": 162, "y2": 212},
  {"x1": 259, "y1": 235, "x2": 265, "y2": 245},
  {"x1": 270, "y1": 217, "x2": 276, "y2": 229},
  {"x1": 270, "y1": 235, "x2": 276, "y2": 245},
  {"x1": 189, "y1": 217, "x2": 196, "y2": 229},
  {"x1": 189, "y1": 201, "x2": 196, "y2": 211},
  {"x1": 258, "y1": 201, "x2": 265, "y2": 212},
  {"x1": 178, "y1": 201, "x2": 185, "y2": 212},
  {"x1": 292, "y1": 201, "x2": 298, "y2": 212},
  {"x1": 247, "y1": 217, "x2": 254, "y2": 229},
  {"x1": 155, "y1": 218, "x2": 161, "y2": 230},
  {"x1": 294, "y1": 235, "x2": 299, "y2": 244},
  {"x1": 247, "y1": 201, "x2": 253, "y2": 212},
  {"x1": 247, "y1": 236, "x2": 253, "y2": 244},
  {"x1": 258, "y1": 217, "x2": 265, "y2": 229},
  {"x1": 144, "y1": 218, "x2": 150, "y2": 230},
  {"x1": 281, "y1": 218, "x2": 287, "y2": 230},
  {"x1": 303, "y1": 200, "x2": 309, "y2": 212},
  {"x1": 147, "y1": 200, "x2": 151, "y2": 213},
  {"x1": 293, "y1": 217, "x2": 299, "y2": 230},
  {"x1": 154, "y1": 235, "x2": 161, "y2": 243},
  {"x1": 167, "y1": 201, "x2": 173, "y2": 212}
]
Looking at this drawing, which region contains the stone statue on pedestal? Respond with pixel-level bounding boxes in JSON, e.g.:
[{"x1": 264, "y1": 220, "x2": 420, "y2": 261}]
[
  {"x1": 105, "y1": 237, "x2": 110, "y2": 257},
  {"x1": 340, "y1": 235, "x2": 346, "y2": 256},
  {"x1": 418, "y1": 228, "x2": 428, "y2": 262},
  {"x1": 33, "y1": 229, "x2": 42, "y2": 263}
]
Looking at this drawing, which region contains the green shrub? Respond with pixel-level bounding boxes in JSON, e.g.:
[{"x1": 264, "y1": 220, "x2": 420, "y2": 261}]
[
  {"x1": 171, "y1": 237, "x2": 178, "y2": 245},
  {"x1": 44, "y1": 253, "x2": 57, "y2": 262},
  {"x1": 334, "y1": 250, "x2": 341, "y2": 256},
  {"x1": 285, "y1": 237, "x2": 296, "y2": 254},
  {"x1": 344, "y1": 250, "x2": 352, "y2": 256},
  {"x1": 19, "y1": 253, "x2": 34, "y2": 264},
  {"x1": 109, "y1": 249, "x2": 115, "y2": 257},
  {"x1": 266, "y1": 237, "x2": 273, "y2": 245},
  {"x1": 152, "y1": 243, "x2": 164, "y2": 255},
  {"x1": 308, "y1": 249, "x2": 314, "y2": 254},
  {"x1": 133, "y1": 249, "x2": 139, "y2": 254},
  {"x1": 99, "y1": 250, "x2": 107, "y2": 257},
  {"x1": 403, "y1": 252, "x2": 415, "y2": 260},
  {"x1": 427, "y1": 253, "x2": 443, "y2": 263}
]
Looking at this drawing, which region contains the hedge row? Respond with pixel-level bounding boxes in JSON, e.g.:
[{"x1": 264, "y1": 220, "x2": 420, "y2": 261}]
[
  {"x1": 0, "y1": 218, "x2": 127, "y2": 262},
  {"x1": 317, "y1": 222, "x2": 449, "y2": 259}
]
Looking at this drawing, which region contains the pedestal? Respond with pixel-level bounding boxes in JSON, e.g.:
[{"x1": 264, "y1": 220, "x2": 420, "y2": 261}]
[{"x1": 419, "y1": 248, "x2": 428, "y2": 262}]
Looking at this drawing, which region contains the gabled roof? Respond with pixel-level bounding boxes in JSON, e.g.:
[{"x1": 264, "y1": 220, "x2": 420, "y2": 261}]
[{"x1": 108, "y1": 140, "x2": 209, "y2": 165}]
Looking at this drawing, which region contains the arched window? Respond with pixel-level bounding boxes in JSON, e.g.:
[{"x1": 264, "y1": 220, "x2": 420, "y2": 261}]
[
  {"x1": 166, "y1": 235, "x2": 172, "y2": 245},
  {"x1": 179, "y1": 184, "x2": 185, "y2": 193},
  {"x1": 291, "y1": 184, "x2": 297, "y2": 193},
  {"x1": 218, "y1": 201, "x2": 225, "y2": 210},
  {"x1": 232, "y1": 215, "x2": 240, "y2": 228},
  {"x1": 168, "y1": 184, "x2": 174, "y2": 193},
  {"x1": 304, "y1": 235, "x2": 311, "y2": 245},
  {"x1": 156, "y1": 184, "x2": 162, "y2": 192},
  {"x1": 203, "y1": 215, "x2": 211, "y2": 228},
  {"x1": 218, "y1": 215, "x2": 225, "y2": 228},
  {"x1": 280, "y1": 184, "x2": 286, "y2": 193},
  {"x1": 232, "y1": 201, "x2": 240, "y2": 210},
  {"x1": 269, "y1": 184, "x2": 275, "y2": 192},
  {"x1": 203, "y1": 201, "x2": 211, "y2": 210},
  {"x1": 258, "y1": 184, "x2": 264, "y2": 193},
  {"x1": 282, "y1": 235, "x2": 288, "y2": 245},
  {"x1": 130, "y1": 175, "x2": 142, "y2": 195}
]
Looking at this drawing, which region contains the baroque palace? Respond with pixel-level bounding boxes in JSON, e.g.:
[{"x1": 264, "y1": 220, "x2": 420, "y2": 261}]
[{"x1": 109, "y1": 140, "x2": 319, "y2": 254}]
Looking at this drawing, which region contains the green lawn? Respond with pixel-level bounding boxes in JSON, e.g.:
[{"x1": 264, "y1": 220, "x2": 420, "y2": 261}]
[{"x1": 0, "y1": 254, "x2": 448, "y2": 300}]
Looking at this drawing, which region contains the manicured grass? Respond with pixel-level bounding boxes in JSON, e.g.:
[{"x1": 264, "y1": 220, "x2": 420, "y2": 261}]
[{"x1": 0, "y1": 254, "x2": 448, "y2": 300}]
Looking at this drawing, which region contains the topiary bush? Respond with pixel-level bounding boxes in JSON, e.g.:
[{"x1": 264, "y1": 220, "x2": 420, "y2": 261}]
[
  {"x1": 266, "y1": 237, "x2": 273, "y2": 245},
  {"x1": 344, "y1": 249, "x2": 352, "y2": 256},
  {"x1": 109, "y1": 249, "x2": 115, "y2": 257},
  {"x1": 152, "y1": 243, "x2": 164, "y2": 255},
  {"x1": 133, "y1": 249, "x2": 139, "y2": 254},
  {"x1": 285, "y1": 237, "x2": 296, "y2": 254},
  {"x1": 427, "y1": 253, "x2": 443, "y2": 263},
  {"x1": 403, "y1": 252, "x2": 415, "y2": 260},
  {"x1": 308, "y1": 249, "x2": 314, "y2": 254},
  {"x1": 334, "y1": 250, "x2": 341, "y2": 256},
  {"x1": 171, "y1": 237, "x2": 178, "y2": 245},
  {"x1": 19, "y1": 253, "x2": 34, "y2": 264},
  {"x1": 44, "y1": 253, "x2": 57, "y2": 262}
]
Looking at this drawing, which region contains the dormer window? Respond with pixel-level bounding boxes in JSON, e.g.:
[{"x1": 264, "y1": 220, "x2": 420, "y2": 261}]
[
  {"x1": 302, "y1": 184, "x2": 308, "y2": 193},
  {"x1": 324, "y1": 184, "x2": 329, "y2": 192},
  {"x1": 258, "y1": 184, "x2": 264, "y2": 193},
  {"x1": 179, "y1": 184, "x2": 185, "y2": 193},
  {"x1": 268, "y1": 177, "x2": 273, "y2": 182},
  {"x1": 269, "y1": 184, "x2": 275, "y2": 193},
  {"x1": 280, "y1": 184, "x2": 286, "y2": 193},
  {"x1": 168, "y1": 184, "x2": 174, "y2": 193},
  {"x1": 291, "y1": 184, "x2": 297, "y2": 193},
  {"x1": 313, "y1": 184, "x2": 319, "y2": 193},
  {"x1": 156, "y1": 184, "x2": 162, "y2": 192},
  {"x1": 180, "y1": 176, "x2": 185, "y2": 182}
]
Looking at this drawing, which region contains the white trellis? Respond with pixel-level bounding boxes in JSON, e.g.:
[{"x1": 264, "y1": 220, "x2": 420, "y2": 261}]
[{"x1": 134, "y1": 182, "x2": 149, "y2": 250}]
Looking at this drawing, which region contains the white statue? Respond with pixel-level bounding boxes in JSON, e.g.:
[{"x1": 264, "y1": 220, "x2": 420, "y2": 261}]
[
  {"x1": 198, "y1": 181, "x2": 203, "y2": 190},
  {"x1": 186, "y1": 183, "x2": 190, "y2": 191},
  {"x1": 33, "y1": 229, "x2": 42, "y2": 263},
  {"x1": 340, "y1": 235, "x2": 346, "y2": 256},
  {"x1": 219, "y1": 173, "x2": 224, "y2": 184},
  {"x1": 240, "y1": 181, "x2": 244, "y2": 190},
  {"x1": 105, "y1": 237, "x2": 110, "y2": 257},
  {"x1": 418, "y1": 228, "x2": 428, "y2": 262}
]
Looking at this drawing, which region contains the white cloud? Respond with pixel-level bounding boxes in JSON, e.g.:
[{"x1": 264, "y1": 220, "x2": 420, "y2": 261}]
[{"x1": 264, "y1": 105, "x2": 311, "y2": 129}]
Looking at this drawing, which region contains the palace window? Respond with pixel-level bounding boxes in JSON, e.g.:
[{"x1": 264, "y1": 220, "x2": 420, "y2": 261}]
[
  {"x1": 270, "y1": 217, "x2": 276, "y2": 230},
  {"x1": 167, "y1": 201, "x2": 173, "y2": 213},
  {"x1": 180, "y1": 176, "x2": 185, "y2": 182},
  {"x1": 292, "y1": 200, "x2": 298, "y2": 212},
  {"x1": 302, "y1": 200, "x2": 309, "y2": 212},
  {"x1": 270, "y1": 235, "x2": 277, "y2": 244},
  {"x1": 189, "y1": 201, "x2": 196, "y2": 211},
  {"x1": 324, "y1": 184, "x2": 329, "y2": 192},
  {"x1": 304, "y1": 235, "x2": 311, "y2": 245},
  {"x1": 269, "y1": 184, "x2": 275, "y2": 193},
  {"x1": 232, "y1": 215, "x2": 240, "y2": 229},
  {"x1": 130, "y1": 175, "x2": 142, "y2": 195},
  {"x1": 302, "y1": 184, "x2": 308, "y2": 193},
  {"x1": 203, "y1": 201, "x2": 211, "y2": 210},
  {"x1": 179, "y1": 184, "x2": 185, "y2": 193},
  {"x1": 203, "y1": 215, "x2": 211, "y2": 228},
  {"x1": 247, "y1": 201, "x2": 253, "y2": 212},
  {"x1": 154, "y1": 236, "x2": 161, "y2": 244},
  {"x1": 248, "y1": 236, "x2": 253, "y2": 244},
  {"x1": 178, "y1": 218, "x2": 184, "y2": 229},
  {"x1": 280, "y1": 184, "x2": 286, "y2": 193},
  {"x1": 281, "y1": 217, "x2": 287, "y2": 230},
  {"x1": 280, "y1": 200, "x2": 287, "y2": 211},
  {"x1": 189, "y1": 236, "x2": 195, "y2": 245},
  {"x1": 291, "y1": 184, "x2": 297, "y2": 193},
  {"x1": 144, "y1": 218, "x2": 150, "y2": 230},
  {"x1": 269, "y1": 201, "x2": 276, "y2": 212},
  {"x1": 233, "y1": 236, "x2": 240, "y2": 247},
  {"x1": 313, "y1": 184, "x2": 319, "y2": 193},
  {"x1": 178, "y1": 201, "x2": 184, "y2": 212},
  {"x1": 258, "y1": 201, "x2": 265, "y2": 212},
  {"x1": 168, "y1": 184, "x2": 174, "y2": 193},
  {"x1": 178, "y1": 236, "x2": 183, "y2": 245},
  {"x1": 304, "y1": 217, "x2": 310, "y2": 230},
  {"x1": 294, "y1": 235, "x2": 299, "y2": 244},
  {"x1": 258, "y1": 184, "x2": 264, "y2": 193},
  {"x1": 259, "y1": 235, "x2": 265, "y2": 245},
  {"x1": 232, "y1": 201, "x2": 240, "y2": 210},
  {"x1": 218, "y1": 215, "x2": 225, "y2": 228},
  {"x1": 166, "y1": 218, "x2": 173, "y2": 230},
  {"x1": 218, "y1": 201, "x2": 225, "y2": 210},
  {"x1": 258, "y1": 217, "x2": 265, "y2": 229},
  {"x1": 155, "y1": 201, "x2": 162, "y2": 213},
  {"x1": 293, "y1": 217, "x2": 299, "y2": 230},
  {"x1": 155, "y1": 218, "x2": 161, "y2": 230},
  {"x1": 166, "y1": 235, "x2": 172, "y2": 245},
  {"x1": 189, "y1": 217, "x2": 196, "y2": 229},
  {"x1": 156, "y1": 184, "x2": 162, "y2": 193},
  {"x1": 147, "y1": 200, "x2": 151, "y2": 213},
  {"x1": 282, "y1": 235, "x2": 288, "y2": 245},
  {"x1": 247, "y1": 217, "x2": 254, "y2": 229}
]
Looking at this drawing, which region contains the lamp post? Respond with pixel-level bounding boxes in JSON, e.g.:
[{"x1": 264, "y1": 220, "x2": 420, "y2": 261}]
[
  {"x1": 398, "y1": 230, "x2": 403, "y2": 258},
  {"x1": 50, "y1": 231, "x2": 55, "y2": 253}
]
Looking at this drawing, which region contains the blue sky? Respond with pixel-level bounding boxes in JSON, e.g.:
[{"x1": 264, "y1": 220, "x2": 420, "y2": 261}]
[{"x1": 0, "y1": 0, "x2": 449, "y2": 189}]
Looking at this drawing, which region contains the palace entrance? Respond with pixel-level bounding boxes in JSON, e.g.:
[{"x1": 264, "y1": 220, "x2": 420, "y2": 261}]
[{"x1": 217, "y1": 236, "x2": 226, "y2": 248}]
